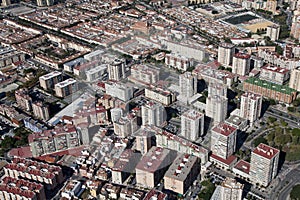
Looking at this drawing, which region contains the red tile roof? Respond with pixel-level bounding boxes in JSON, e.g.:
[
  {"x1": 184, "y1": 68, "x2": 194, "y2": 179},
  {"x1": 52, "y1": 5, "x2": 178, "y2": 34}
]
[
  {"x1": 233, "y1": 159, "x2": 250, "y2": 174},
  {"x1": 210, "y1": 154, "x2": 237, "y2": 165},
  {"x1": 252, "y1": 143, "x2": 279, "y2": 160},
  {"x1": 212, "y1": 122, "x2": 237, "y2": 136}
]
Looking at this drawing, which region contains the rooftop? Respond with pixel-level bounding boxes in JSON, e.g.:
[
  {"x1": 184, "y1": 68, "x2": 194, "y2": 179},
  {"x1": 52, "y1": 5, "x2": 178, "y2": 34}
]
[
  {"x1": 136, "y1": 146, "x2": 171, "y2": 173},
  {"x1": 55, "y1": 78, "x2": 77, "y2": 88},
  {"x1": 252, "y1": 143, "x2": 279, "y2": 159},
  {"x1": 261, "y1": 64, "x2": 290, "y2": 74},
  {"x1": 234, "y1": 52, "x2": 251, "y2": 59},
  {"x1": 244, "y1": 77, "x2": 296, "y2": 95},
  {"x1": 210, "y1": 154, "x2": 237, "y2": 166},
  {"x1": 212, "y1": 122, "x2": 237, "y2": 136},
  {"x1": 164, "y1": 154, "x2": 198, "y2": 181},
  {"x1": 39, "y1": 71, "x2": 62, "y2": 80},
  {"x1": 233, "y1": 159, "x2": 250, "y2": 174},
  {"x1": 182, "y1": 109, "x2": 204, "y2": 120}
]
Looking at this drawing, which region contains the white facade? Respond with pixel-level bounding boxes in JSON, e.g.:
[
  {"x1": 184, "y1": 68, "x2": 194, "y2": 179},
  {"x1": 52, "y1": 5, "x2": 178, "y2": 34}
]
[
  {"x1": 104, "y1": 82, "x2": 133, "y2": 102},
  {"x1": 218, "y1": 43, "x2": 235, "y2": 67},
  {"x1": 108, "y1": 59, "x2": 126, "y2": 81},
  {"x1": 141, "y1": 101, "x2": 166, "y2": 127},
  {"x1": 181, "y1": 109, "x2": 204, "y2": 141},
  {"x1": 179, "y1": 72, "x2": 197, "y2": 99},
  {"x1": 206, "y1": 95, "x2": 228, "y2": 124},
  {"x1": 266, "y1": 25, "x2": 280, "y2": 41},
  {"x1": 232, "y1": 53, "x2": 251, "y2": 76},
  {"x1": 289, "y1": 67, "x2": 300, "y2": 91},
  {"x1": 240, "y1": 92, "x2": 262, "y2": 125},
  {"x1": 210, "y1": 178, "x2": 243, "y2": 200}
]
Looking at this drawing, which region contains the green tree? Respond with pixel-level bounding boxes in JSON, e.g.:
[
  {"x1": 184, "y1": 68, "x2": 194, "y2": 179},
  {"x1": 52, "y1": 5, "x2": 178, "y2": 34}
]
[
  {"x1": 254, "y1": 137, "x2": 268, "y2": 147},
  {"x1": 290, "y1": 184, "x2": 300, "y2": 200}
]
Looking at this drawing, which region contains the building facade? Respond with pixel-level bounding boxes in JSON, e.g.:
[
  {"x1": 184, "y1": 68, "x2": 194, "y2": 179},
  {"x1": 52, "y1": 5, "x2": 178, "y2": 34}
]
[
  {"x1": 141, "y1": 101, "x2": 166, "y2": 127},
  {"x1": 39, "y1": 71, "x2": 62, "y2": 91},
  {"x1": 181, "y1": 109, "x2": 204, "y2": 141},
  {"x1": 218, "y1": 43, "x2": 235, "y2": 66},
  {"x1": 289, "y1": 67, "x2": 300, "y2": 91},
  {"x1": 240, "y1": 92, "x2": 262, "y2": 125},
  {"x1": 206, "y1": 95, "x2": 228, "y2": 124},
  {"x1": 54, "y1": 79, "x2": 78, "y2": 98},
  {"x1": 232, "y1": 53, "x2": 251, "y2": 76}
]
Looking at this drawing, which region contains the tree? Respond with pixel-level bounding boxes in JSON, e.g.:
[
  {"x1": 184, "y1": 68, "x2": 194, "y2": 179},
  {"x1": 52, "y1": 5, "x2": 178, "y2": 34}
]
[
  {"x1": 253, "y1": 137, "x2": 268, "y2": 147},
  {"x1": 290, "y1": 184, "x2": 300, "y2": 200},
  {"x1": 268, "y1": 116, "x2": 277, "y2": 124}
]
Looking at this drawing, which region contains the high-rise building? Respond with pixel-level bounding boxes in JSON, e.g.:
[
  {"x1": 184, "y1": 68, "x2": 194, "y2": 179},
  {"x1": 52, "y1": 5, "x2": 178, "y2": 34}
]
[
  {"x1": 135, "y1": 125, "x2": 159, "y2": 155},
  {"x1": 289, "y1": 67, "x2": 300, "y2": 91},
  {"x1": 291, "y1": 14, "x2": 300, "y2": 40},
  {"x1": 39, "y1": 71, "x2": 63, "y2": 91},
  {"x1": 179, "y1": 72, "x2": 197, "y2": 100},
  {"x1": 210, "y1": 178, "x2": 244, "y2": 200},
  {"x1": 104, "y1": 82, "x2": 133, "y2": 102},
  {"x1": 15, "y1": 88, "x2": 32, "y2": 111},
  {"x1": 260, "y1": 65, "x2": 290, "y2": 85},
  {"x1": 37, "y1": 0, "x2": 54, "y2": 6},
  {"x1": 145, "y1": 85, "x2": 176, "y2": 106},
  {"x1": 240, "y1": 92, "x2": 262, "y2": 125},
  {"x1": 113, "y1": 113, "x2": 138, "y2": 137},
  {"x1": 206, "y1": 95, "x2": 228, "y2": 124},
  {"x1": 266, "y1": 25, "x2": 280, "y2": 41},
  {"x1": 218, "y1": 43, "x2": 235, "y2": 66},
  {"x1": 232, "y1": 53, "x2": 251, "y2": 76},
  {"x1": 1, "y1": 0, "x2": 11, "y2": 6},
  {"x1": 181, "y1": 109, "x2": 204, "y2": 141},
  {"x1": 108, "y1": 59, "x2": 126, "y2": 81},
  {"x1": 208, "y1": 82, "x2": 227, "y2": 97},
  {"x1": 210, "y1": 122, "x2": 237, "y2": 159},
  {"x1": 129, "y1": 64, "x2": 160, "y2": 85},
  {"x1": 32, "y1": 101, "x2": 50, "y2": 121},
  {"x1": 250, "y1": 143, "x2": 280, "y2": 187},
  {"x1": 136, "y1": 147, "x2": 176, "y2": 188},
  {"x1": 164, "y1": 154, "x2": 200, "y2": 195},
  {"x1": 54, "y1": 79, "x2": 78, "y2": 98},
  {"x1": 141, "y1": 101, "x2": 166, "y2": 127}
]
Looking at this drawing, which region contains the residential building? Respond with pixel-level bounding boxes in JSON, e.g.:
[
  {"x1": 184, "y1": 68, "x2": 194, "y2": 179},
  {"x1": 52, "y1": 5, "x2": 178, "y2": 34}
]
[
  {"x1": 3, "y1": 158, "x2": 64, "y2": 190},
  {"x1": 250, "y1": 143, "x2": 280, "y2": 187},
  {"x1": 61, "y1": 180, "x2": 82, "y2": 199},
  {"x1": 164, "y1": 154, "x2": 200, "y2": 195},
  {"x1": 208, "y1": 82, "x2": 227, "y2": 97},
  {"x1": 15, "y1": 88, "x2": 32, "y2": 111},
  {"x1": 165, "y1": 53, "x2": 194, "y2": 71},
  {"x1": 291, "y1": 14, "x2": 300, "y2": 40},
  {"x1": 143, "y1": 190, "x2": 167, "y2": 200},
  {"x1": 232, "y1": 53, "x2": 251, "y2": 76},
  {"x1": 289, "y1": 67, "x2": 300, "y2": 91},
  {"x1": 225, "y1": 115, "x2": 248, "y2": 131},
  {"x1": 206, "y1": 95, "x2": 228, "y2": 124},
  {"x1": 108, "y1": 59, "x2": 126, "y2": 81},
  {"x1": 141, "y1": 101, "x2": 166, "y2": 127},
  {"x1": 156, "y1": 130, "x2": 209, "y2": 164},
  {"x1": 233, "y1": 160, "x2": 251, "y2": 179},
  {"x1": 113, "y1": 113, "x2": 138, "y2": 137},
  {"x1": 85, "y1": 64, "x2": 107, "y2": 82},
  {"x1": 1, "y1": 0, "x2": 11, "y2": 6},
  {"x1": 54, "y1": 79, "x2": 78, "y2": 98},
  {"x1": 218, "y1": 43, "x2": 235, "y2": 66},
  {"x1": 179, "y1": 72, "x2": 197, "y2": 100},
  {"x1": 240, "y1": 92, "x2": 262, "y2": 125},
  {"x1": 135, "y1": 125, "x2": 158, "y2": 155},
  {"x1": 145, "y1": 85, "x2": 176, "y2": 106},
  {"x1": 136, "y1": 147, "x2": 176, "y2": 188},
  {"x1": 181, "y1": 109, "x2": 204, "y2": 141},
  {"x1": 28, "y1": 125, "x2": 82, "y2": 157},
  {"x1": 243, "y1": 77, "x2": 297, "y2": 103},
  {"x1": 24, "y1": 117, "x2": 47, "y2": 133},
  {"x1": 39, "y1": 71, "x2": 62, "y2": 90},
  {"x1": 0, "y1": 176, "x2": 46, "y2": 200},
  {"x1": 32, "y1": 101, "x2": 50, "y2": 121},
  {"x1": 266, "y1": 25, "x2": 280, "y2": 41},
  {"x1": 112, "y1": 149, "x2": 140, "y2": 184},
  {"x1": 211, "y1": 122, "x2": 237, "y2": 159},
  {"x1": 210, "y1": 178, "x2": 244, "y2": 200},
  {"x1": 129, "y1": 64, "x2": 160, "y2": 85},
  {"x1": 104, "y1": 82, "x2": 133, "y2": 102},
  {"x1": 260, "y1": 64, "x2": 290, "y2": 85}
]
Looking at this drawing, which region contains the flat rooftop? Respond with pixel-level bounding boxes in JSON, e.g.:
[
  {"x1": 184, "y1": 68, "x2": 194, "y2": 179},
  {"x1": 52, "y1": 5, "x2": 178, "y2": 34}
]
[
  {"x1": 252, "y1": 143, "x2": 279, "y2": 159},
  {"x1": 39, "y1": 71, "x2": 62, "y2": 80},
  {"x1": 212, "y1": 122, "x2": 237, "y2": 136}
]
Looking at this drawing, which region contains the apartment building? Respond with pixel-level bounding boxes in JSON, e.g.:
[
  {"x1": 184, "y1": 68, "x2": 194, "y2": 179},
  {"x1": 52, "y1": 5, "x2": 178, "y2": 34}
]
[
  {"x1": 0, "y1": 176, "x2": 46, "y2": 200},
  {"x1": 250, "y1": 143, "x2": 280, "y2": 187},
  {"x1": 136, "y1": 147, "x2": 176, "y2": 188},
  {"x1": 240, "y1": 92, "x2": 262, "y2": 125},
  {"x1": 232, "y1": 53, "x2": 251, "y2": 76},
  {"x1": 208, "y1": 82, "x2": 227, "y2": 97},
  {"x1": 15, "y1": 88, "x2": 32, "y2": 111},
  {"x1": 260, "y1": 64, "x2": 290, "y2": 85},
  {"x1": 218, "y1": 43, "x2": 235, "y2": 66},
  {"x1": 243, "y1": 77, "x2": 297, "y2": 103},
  {"x1": 129, "y1": 64, "x2": 160, "y2": 85},
  {"x1": 210, "y1": 178, "x2": 244, "y2": 200},
  {"x1": 206, "y1": 95, "x2": 228, "y2": 124},
  {"x1": 111, "y1": 149, "x2": 140, "y2": 184},
  {"x1": 145, "y1": 85, "x2": 176, "y2": 106},
  {"x1": 135, "y1": 125, "x2": 158, "y2": 155},
  {"x1": 108, "y1": 59, "x2": 126, "y2": 81},
  {"x1": 141, "y1": 101, "x2": 166, "y2": 127},
  {"x1": 266, "y1": 25, "x2": 280, "y2": 41},
  {"x1": 3, "y1": 158, "x2": 64, "y2": 190},
  {"x1": 156, "y1": 130, "x2": 209, "y2": 164},
  {"x1": 179, "y1": 72, "x2": 197, "y2": 100},
  {"x1": 165, "y1": 53, "x2": 193, "y2": 71},
  {"x1": 210, "y1": 122, "x2": 237, "y2": 159},
  {"x1": 104, "y1": 82, "x2": 133, "y2": 102},
  {"x1": 39, "y1": 71, "x2": 62, "y2": 90},
  {"x1": 289, "y1": 67, "x2": 300, "y2": 91},
  {"x1": 54, "y1": 78, "x2": 78, "y2": 98},
  {"x1": 32, "y1": 101, "x2": 50, "y2": 121},
  {"x1": 113, "y1": 113, "x2": 138, "y2": 137},
  {"x1": 164, "y1": 154, "x2": 200, "y2": 195},
  {"x1": 181, "y1": 109, "x2": 204, "y2": 141},
  {"x1": 28, "y1": 125, "x2": 83, "y2": 157}
]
